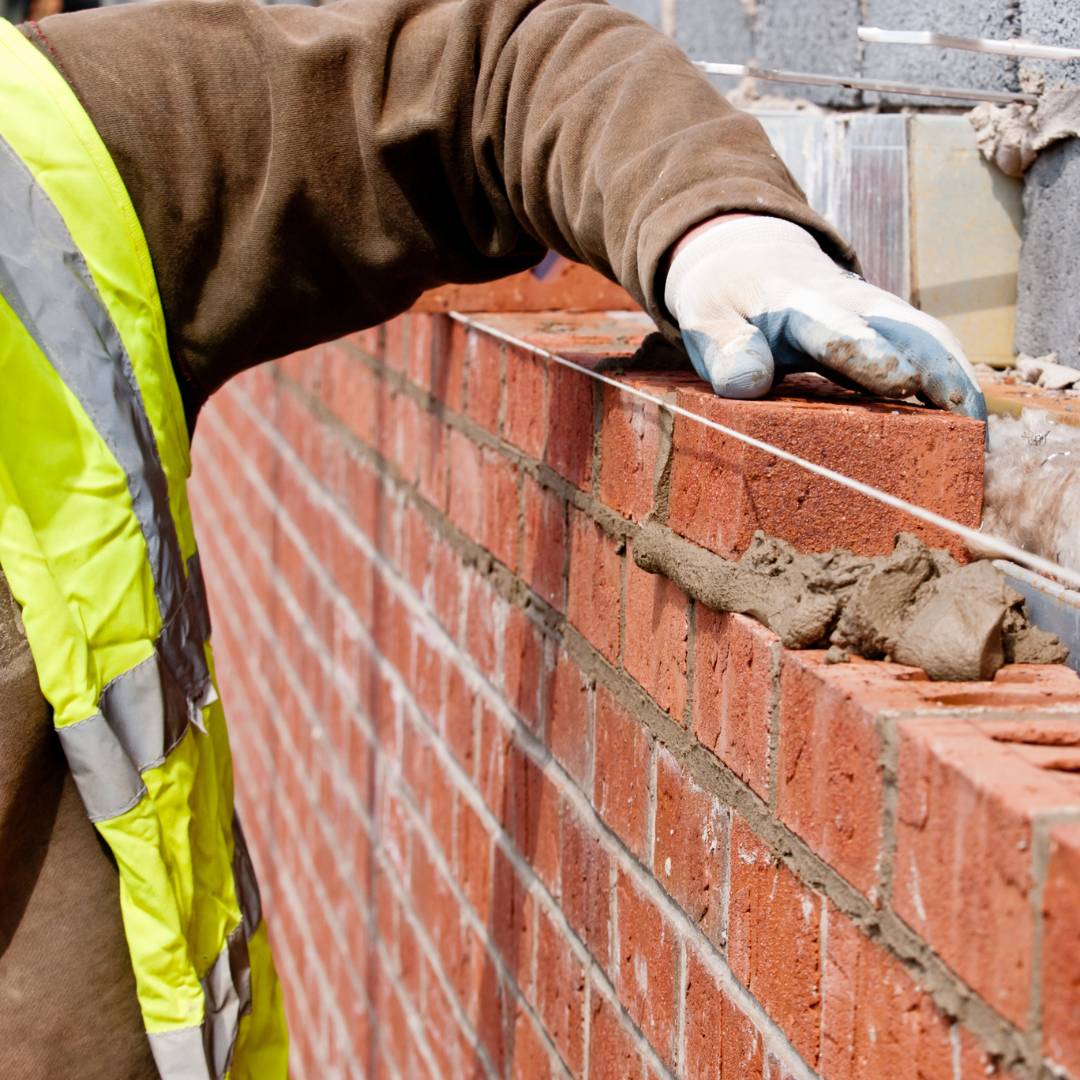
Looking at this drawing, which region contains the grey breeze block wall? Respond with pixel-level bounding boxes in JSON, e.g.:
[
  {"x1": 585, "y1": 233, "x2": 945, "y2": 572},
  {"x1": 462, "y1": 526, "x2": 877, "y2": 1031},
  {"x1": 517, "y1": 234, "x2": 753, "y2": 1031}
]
[{"x1": 611, "y1": 0, "x2": 1080, "y2": 369}]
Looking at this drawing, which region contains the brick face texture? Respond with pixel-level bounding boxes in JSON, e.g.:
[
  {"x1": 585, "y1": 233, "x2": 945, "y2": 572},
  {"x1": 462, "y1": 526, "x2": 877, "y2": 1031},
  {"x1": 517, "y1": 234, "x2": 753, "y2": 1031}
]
[{"x1": 190, "y1": 310, "x2": 1080, "y2": 1080}]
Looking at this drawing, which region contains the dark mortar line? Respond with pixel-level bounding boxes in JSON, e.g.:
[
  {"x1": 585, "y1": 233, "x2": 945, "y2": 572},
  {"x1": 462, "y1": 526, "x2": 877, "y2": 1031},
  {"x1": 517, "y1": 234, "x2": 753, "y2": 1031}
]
[
  {"x1": 684, "y1": 601, "x2": 698, "y2": 734},
  {"x1": 270, "y1": 361, "x2": 1040, "y2": 1072},
  {"x1": 652, "y1": 397, "x2": 675, "y2": 525}
]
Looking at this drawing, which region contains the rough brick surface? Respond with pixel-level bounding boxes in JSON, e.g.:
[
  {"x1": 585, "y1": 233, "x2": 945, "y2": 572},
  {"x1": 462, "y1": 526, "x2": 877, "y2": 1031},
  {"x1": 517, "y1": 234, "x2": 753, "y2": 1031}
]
[
  {"x1": 728, "y1": 817, "x2": 821, "y2": 1065},
  {"x1": 668, "y1": 381, "x2": 985, "y2": 559},
  {"x1": 894, "y1": 714, "x2": 1080, "y2": 1027},
  {"x1": 693, "y1": 610, "x2": 775, "y2": 799},
  {"x1": 190, "y1": 313, "x2": 1080, "y2": 1080},
  {"x1": 1043, "y1": 823, "x2": 1080, "y2": 1076}
]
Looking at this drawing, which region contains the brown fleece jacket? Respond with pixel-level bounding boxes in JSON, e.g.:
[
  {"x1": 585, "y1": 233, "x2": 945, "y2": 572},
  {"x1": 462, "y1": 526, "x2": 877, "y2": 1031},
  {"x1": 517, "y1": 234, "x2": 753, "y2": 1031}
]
[{"x1": 1, "y1": 0, "x2": 846, "y2": 1072}]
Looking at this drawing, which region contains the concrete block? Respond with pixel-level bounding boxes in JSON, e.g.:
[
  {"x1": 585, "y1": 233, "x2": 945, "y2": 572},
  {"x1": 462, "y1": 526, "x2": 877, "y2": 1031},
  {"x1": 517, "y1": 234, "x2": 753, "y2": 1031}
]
[
  {"x1": 673, "y1": 0, "x2": 751, "y2": 62},
  {"x1": 908, "y1": 115, "x2": 1023, "y2": 367},
  {"x1": 1016, "y1": 138, "x2": 1080, "y2": 369},
  {"x1": 672, "y1": 0, "x2": 751, "y2": 94},
  {"x1": 861, "y1": 0, "x2": 1020, "y2": 107},
  {"x1": 1020, "y1": 0, "x2": 1080, "y2": 88},
  {"x1": 607, "y1": 0, "x2": 664, "y2": 29},
  {"x1": 753, "y1": 0, "x2": 861, "y2": 107}
]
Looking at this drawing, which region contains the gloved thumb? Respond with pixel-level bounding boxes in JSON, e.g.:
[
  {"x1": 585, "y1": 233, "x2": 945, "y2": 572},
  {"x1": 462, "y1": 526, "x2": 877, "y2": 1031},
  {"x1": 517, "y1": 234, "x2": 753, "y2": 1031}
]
[{"x1": 680, "y1": 312, "x2": 776, "y2": 399}]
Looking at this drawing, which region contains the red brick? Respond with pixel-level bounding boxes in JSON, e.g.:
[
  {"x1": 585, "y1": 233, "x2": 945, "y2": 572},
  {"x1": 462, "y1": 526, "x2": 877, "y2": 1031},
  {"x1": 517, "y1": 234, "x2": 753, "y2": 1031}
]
[
  {"x1": 465, "y1": 333, "x2": 503, "y2": 434},
  {"x1": 434, "y1": 320, "x2": 468, "y2": 412},
  {"x1": 777, "y1": 653, "x2": 890, "y2": 897},
  {"x1": 430, "y1": 538, "x2": 462, "y2": 634},
  {"x1": 481, "y1": 449, "x2": 519, "y2": 570},
  {"x1": 448, "y1": 430, "x2": 485, "y2": 542},
  {"x1": 693, "y1": 610, "x2": 775, "y2": 799},
  {"x1": 503, "y1": 608, "x2": 545, "y2": 733},
  {"x1": 382, "y1": 314, "x2": 410, "y2": 374},
  {"x1": 463, "y1": 573, "x2": 499, "y2": 680},
  {"x1": 667, "y1": 381, "x2": 984, "y2": 559},
  {"x1": 508, "y1": 747, "x2": 562, "y2": 895},
  {"x1": 588, "y1": 990, "x2": 645, "y2": 1080},
  {"x1": 504, "y1": 348, "x2": 549, "y2": 460},
  {"x1": 615, "y1": 870, "x2": 678, "y2": 1066},
  {"x1": 683, "y1": 950, "x2": 763, "y2": 1080},
  {"x1": 490, "y1": 844, "x2": 535, "y2": 987},
  {"x1": 323, "y1": 346, "x2": 379, "y2": 447},
  {"x1": 535, "y1": 908, "x2": 586, "y2": 1074},
  {"x1": 820, "y1": 903, "x2": 952, "y2": 1080},
  {"x1": 410, "y1": 258, "x2": 635, "y2": 314},
  {"x1": 624, "y1": 544, "x2": 688, "y2": 719},
  {"x1": 567, "y1": 510, "x2": 622, "y2": 663},
  {"x1": 521, "y1": 474, "x2": 566, "y2": 610},
  {"x1": 546, "y1": 364, "x2": 595, "y2": 491},
  {"x1": 598, "y1": 380, "x2": 664, "y2": 521},
  {"x1": 560, "y1": 807, "x2": 611, "y2": 966},
  {"x1": 728, "y1": 817, "x2": 820, "y2": 1065},
  {"x1": 510, "y1": 1003, "x2": 554, "y2": 1080},
  {"x1": 442, "y1": 663, "x2": 476, "y2": 775},
  {"x1": 1044, "y1": 822, "x2": 1080, "y2": 1075},
  {"x1": 456, "y1": 794, "x2": 493, "y2": 920},
  {"x1": 476, "y1": 702, "x2": 513, "y2": 824},
  {"x1": 653, "y1": 748, "x2": 726, "y2": 943},
  {"x1": 593, "y1": 687, "x2": 651, "y2": 861},
  {"x1": 894, "y1": 715, "x2": 1080, "y2": 1028},
  {"x1": 548, "y1": 647, "x2": 593, "y2": 788}
]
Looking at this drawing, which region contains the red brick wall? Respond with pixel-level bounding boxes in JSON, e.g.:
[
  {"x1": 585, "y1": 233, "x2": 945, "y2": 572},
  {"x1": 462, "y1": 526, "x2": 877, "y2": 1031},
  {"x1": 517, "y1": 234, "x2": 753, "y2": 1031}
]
[{"x1": 189, "y1": 312, "x2": 1080, "y2": 1080}]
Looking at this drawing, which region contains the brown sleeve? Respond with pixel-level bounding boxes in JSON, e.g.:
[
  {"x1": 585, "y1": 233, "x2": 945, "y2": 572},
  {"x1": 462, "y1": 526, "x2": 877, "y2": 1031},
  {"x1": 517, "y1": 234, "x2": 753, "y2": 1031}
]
[{"x1": 27, "y1": 0, "x2": 854, "y2": 411}]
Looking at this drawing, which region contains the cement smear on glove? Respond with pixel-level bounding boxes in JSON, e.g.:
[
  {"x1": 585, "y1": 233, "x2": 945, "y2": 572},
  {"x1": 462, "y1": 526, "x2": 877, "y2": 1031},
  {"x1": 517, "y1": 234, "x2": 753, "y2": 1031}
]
[{"x1": 633, "y1": 522, "x2": 1067, "y2": 681}]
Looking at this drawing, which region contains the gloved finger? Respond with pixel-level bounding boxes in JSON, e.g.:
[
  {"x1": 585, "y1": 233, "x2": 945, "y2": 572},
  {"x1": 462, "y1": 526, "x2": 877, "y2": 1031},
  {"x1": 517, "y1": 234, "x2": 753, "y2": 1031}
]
[
  {"x1": 821, "y1": 278, "x2": 987, "y2": 420},
  {"x1": 681, "y1": 314, "x2": 776, "y2": 399},
  {"x1": 766, "y1": 300, "x2": 924, "y2": 400},
  {"x1": 865, "y1": 316, "x2": 987, "y2": 421}
]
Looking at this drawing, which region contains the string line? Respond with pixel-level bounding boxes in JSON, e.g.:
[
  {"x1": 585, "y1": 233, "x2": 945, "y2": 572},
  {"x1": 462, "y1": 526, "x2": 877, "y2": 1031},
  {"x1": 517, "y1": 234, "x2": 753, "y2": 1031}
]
[{"x1": 448, "y1": 311, "x2": 1080, "y2": 593}]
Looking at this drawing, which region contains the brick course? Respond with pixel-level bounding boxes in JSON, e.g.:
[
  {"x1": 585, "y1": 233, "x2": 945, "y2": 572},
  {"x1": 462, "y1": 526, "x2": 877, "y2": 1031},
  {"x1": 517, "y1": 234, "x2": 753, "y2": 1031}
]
[{"x1": 190, "y1": 311, "x2": 1080, "y2": 1080}]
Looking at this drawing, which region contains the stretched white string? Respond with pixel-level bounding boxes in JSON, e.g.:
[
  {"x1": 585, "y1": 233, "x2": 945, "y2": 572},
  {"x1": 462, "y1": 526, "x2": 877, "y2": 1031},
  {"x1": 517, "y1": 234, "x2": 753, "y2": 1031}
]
[
  {"x1": 692, "y1": 61, "x2": 1037, "y2": 105},
  {"x1": 858, "y1": 26, "x2": 1080, "y2": 63},
  {"x1": 448, "y1": 311, "x2": 1080, "y2": 593}
]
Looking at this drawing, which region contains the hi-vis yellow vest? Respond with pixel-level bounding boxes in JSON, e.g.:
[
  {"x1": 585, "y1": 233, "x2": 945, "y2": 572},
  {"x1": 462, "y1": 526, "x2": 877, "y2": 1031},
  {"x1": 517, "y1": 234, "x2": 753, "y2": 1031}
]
[{"x1": 0, "y1": 21, "x2": 288, "y2": 1078}]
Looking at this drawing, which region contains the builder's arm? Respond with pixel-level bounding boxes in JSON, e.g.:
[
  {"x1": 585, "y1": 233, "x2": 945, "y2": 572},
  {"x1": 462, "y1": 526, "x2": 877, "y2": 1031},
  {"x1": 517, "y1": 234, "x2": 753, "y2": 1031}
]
[{"x1": 27, "y1": 0, "x2": 982, "y2": 419}]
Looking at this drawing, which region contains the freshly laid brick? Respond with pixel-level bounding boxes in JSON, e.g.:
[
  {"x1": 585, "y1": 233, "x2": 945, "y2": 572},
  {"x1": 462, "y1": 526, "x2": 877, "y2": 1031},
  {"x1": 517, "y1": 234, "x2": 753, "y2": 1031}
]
[
  {"x1": 598, "y1": 381, "x2": 664, "y2": 522},
  {"x1": 503, "y1": 348, "x2": 549, "y2": 461},
  {"x1": 1044, "y1": 822, "x2": 1080, "y2": 1075},
  {"x1": 623, "y1": 545, "x2": 688, "y2": 720},
  {"x1": 693, "y1": 610, "x2": 775, "y2": 799},
  {"x1": 667, "y1": 381, "x2": 984, "y2": 559},
  {"x1": 683, "y1": 950, "x2": 763, "y2": 1080},
  {"x1": 465, "y1": 333, "x2": 503, "y2": 434},
  {"x1": 894, "y1": 714, "x2": 1080, "y2": 1027},
  {"x1": 653, "y1": 748, "x2": 726, "y2": 944},
  {"x1": 728, "y1": 817, "x2": 821, "y2": 1065},
  {"x1": 615, "y1": 870, "x2": 678, "y2": 1067},
  {"x1": 546, "y1": 364, "x2": 595, "y2": 491},
  {"x1": 567, "y1": 510, "x2": 622, "y2": 663},
  {"x1": 593, "y1": 687, "x2": 651, "y2": 862},
  {"x1": 481, "y1": 449, "x2": 519, "y2": 570},
  {"x1": 820, "y1": 903, "x2": 953, "y2": 1080}
]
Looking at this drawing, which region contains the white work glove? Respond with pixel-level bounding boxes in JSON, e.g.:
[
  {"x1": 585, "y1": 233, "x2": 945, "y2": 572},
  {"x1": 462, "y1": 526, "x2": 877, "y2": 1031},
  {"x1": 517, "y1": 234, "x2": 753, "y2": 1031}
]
[{"x1": 664, "y1": 216, "x2": 987, "y2": 420}]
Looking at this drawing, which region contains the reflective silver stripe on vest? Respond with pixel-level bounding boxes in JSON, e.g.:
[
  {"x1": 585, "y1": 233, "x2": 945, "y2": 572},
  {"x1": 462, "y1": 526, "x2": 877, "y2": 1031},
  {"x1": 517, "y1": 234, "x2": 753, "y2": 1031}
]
[
  {"x1": 147, "y1": 817, "x2": 260, "y2": 1080},
  {"x1": 57, "y1": 617, "x2": 199, "y2": 821},
  {"x1": 0, "y1": 133, "x2": 210, "y2": 707}
]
